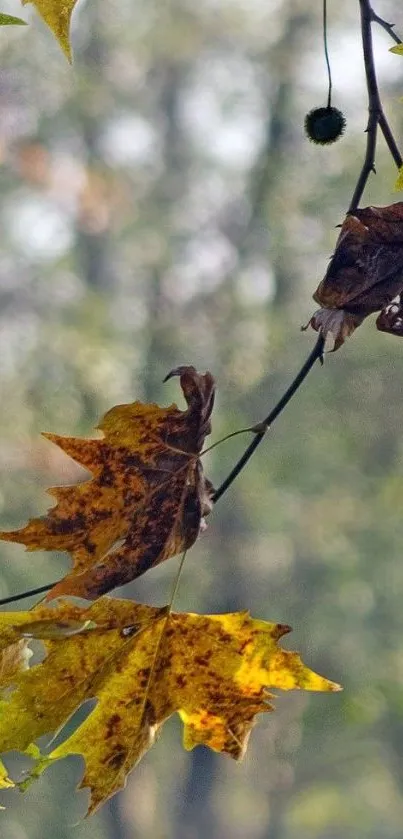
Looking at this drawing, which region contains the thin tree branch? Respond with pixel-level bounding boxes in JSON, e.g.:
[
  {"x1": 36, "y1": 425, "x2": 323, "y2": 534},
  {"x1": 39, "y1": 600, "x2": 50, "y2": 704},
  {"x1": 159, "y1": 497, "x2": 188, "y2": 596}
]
[
  {"x1": 371, "y1": 10, "x2": 402, "y2": 45},
  {"x1": 212, "y1": 333, "x2": 325, "y2": 504},
  {"x1": 378, "y1": 111, "x2": 403, "y2": 168},
  {"x1": 350, "y1": 0, "x2": 381, "y2": 211},
  {"x1": 349, "y1": 0, "x2": 402, "y2": 213},
  {"x1": 0, "y1": 582, "x2": 56, "y2": 606},
  {"x1": 348, "y1": 114, "x2": 378, "y2": 213}
]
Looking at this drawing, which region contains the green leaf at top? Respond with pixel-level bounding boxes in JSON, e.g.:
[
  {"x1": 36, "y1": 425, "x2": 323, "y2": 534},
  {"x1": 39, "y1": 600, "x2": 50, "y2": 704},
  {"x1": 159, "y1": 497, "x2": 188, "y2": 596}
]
[
  {"x1": 390, "y1": 44, "x2": 403, "y2": 56},
  {"x1": 0, "y1": 11, "x2": 27, "y2": 25}
]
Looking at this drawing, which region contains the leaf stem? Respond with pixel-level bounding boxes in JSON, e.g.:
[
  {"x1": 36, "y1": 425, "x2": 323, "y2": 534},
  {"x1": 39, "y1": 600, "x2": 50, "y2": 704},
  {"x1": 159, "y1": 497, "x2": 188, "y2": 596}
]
[
  {"x1": 212, "y1": 332, "x2": 325, "y2": 504},
  {"x1": 201, "y1": 427, "x2": 257, "y2": 458},
  {"x1": 349, "y1": 0, "x2": 403, "y2": 213},
  {"x1": 323, "y1": 0, "x2": 332, "y2": 108},
  {"x1": 168, "y1": 551, "x2": 188, "y2": 611}
]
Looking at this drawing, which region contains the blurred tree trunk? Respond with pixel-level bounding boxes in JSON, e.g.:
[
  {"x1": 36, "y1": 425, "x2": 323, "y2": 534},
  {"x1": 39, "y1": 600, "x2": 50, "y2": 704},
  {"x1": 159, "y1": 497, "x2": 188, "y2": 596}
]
[
  {"x1": 142, "y1": 59, "x2": 190, "y2": 400},
  {"x1": 75, "y1": 1, "x2": 115, "y2": 293}
]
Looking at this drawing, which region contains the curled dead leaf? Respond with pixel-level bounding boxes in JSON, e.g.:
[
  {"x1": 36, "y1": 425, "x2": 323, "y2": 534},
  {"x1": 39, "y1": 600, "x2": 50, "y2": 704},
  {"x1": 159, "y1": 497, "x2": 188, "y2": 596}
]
[
  {"x1": 0, "y1": 639, "x2": 32, "y2": 687},
  {"x1": 307, "y1": 202, "x2": 403, "y2": 349}
]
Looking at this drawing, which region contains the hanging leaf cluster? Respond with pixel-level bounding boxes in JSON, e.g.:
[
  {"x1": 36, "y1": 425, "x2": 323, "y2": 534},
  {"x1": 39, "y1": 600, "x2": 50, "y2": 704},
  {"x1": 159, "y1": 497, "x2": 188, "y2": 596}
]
[{"x1": 2, "y1": 0, "x2": 403, "y2": 822}]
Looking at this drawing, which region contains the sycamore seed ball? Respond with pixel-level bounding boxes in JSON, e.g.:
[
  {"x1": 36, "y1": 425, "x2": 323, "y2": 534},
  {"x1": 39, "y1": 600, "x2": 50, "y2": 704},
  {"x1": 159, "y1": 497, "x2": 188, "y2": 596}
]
[{"x1": 304, "y1": 106, "x2": 346, "y2": 145}]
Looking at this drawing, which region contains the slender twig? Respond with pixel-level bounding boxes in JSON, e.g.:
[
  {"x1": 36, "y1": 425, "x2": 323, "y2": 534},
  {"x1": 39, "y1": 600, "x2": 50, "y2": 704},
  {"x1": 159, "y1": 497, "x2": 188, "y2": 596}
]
[
  {"x1": 350, "y1": 0, "x2": 381, "y2": 211},
  {"x1": 0, "y1": 582, "x2": 56, "y2": 606},
  {"x1": 168, "y1": 550, "x2": 188, "y2": 609},
  {"x1": 212, "y1": 333, "x2": 325, "y2": 504},
  {"x1": 378, "y1": 111, "x2": 403, "y2": 168},
  {"x1": 201, "y1": 427, "x2": 258, "y2": 458},
  {"x1": 349, "y1": 0, "x2": 403, "y2": 213},
  {"x1": 371, "y1": 10, "x2": 402, "y2": 45}
]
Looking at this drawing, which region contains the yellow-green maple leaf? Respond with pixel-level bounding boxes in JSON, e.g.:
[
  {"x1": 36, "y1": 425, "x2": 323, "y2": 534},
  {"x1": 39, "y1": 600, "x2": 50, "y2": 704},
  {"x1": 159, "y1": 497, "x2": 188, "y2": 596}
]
[
  {"x1": 394, "y1": 165, "x2": 403, "y2": 192},
  {"x1": 0, "y1": 598, "x2": 340, "y2": 814},
  {"x1": 22, "y1": 0, "x2": 78, "y2": 60},
  {"x1": 0, "y1": 632, "x2": 33, "y2": 792},
  {"x1": 0, "y1": 759, "x2": 13, "y2": 790}
]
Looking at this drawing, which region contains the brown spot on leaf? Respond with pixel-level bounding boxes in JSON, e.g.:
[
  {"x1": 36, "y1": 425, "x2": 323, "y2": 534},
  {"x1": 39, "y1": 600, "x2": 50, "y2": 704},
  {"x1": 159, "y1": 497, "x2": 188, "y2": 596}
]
[
  {"x1": 105, "y1": 750, "x2": 127, "y2": 771},
  {"x1": 106, "y1": 714, "x2": 122, "y2": 739}
]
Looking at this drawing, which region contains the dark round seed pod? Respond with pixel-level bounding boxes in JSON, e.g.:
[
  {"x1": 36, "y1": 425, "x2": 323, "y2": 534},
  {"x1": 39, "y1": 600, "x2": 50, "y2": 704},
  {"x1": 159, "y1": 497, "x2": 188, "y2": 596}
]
[{"x1": 304, "y1": 106, "x2": 346, "y2": 145}]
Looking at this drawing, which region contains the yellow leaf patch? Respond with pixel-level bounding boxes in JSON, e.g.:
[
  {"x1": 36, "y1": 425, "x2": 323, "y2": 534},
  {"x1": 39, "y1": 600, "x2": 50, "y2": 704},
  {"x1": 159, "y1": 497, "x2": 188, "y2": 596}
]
[
  {"x1": 394, "y1": 166, "x2": 403, "y2": 192},
  {"x1": 0, "y1": 599, "x2": 340, "y2": 813},
  {"x1": 0, "y1": 759, "x2": 13, "y2": 790},
  {"x1": 22, "y1": 0, "x2": 78, "y2": 60}
]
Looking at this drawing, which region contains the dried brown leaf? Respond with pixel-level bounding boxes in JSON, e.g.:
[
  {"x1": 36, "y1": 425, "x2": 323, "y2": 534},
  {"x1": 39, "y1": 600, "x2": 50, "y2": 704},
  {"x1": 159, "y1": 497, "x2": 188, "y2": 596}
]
[
  {"x1": 0, "y1": 367, "x2": 215, "y2": 599},
  {"x1": 308, "y1": 203, "x2": 403, "y2": 348}
]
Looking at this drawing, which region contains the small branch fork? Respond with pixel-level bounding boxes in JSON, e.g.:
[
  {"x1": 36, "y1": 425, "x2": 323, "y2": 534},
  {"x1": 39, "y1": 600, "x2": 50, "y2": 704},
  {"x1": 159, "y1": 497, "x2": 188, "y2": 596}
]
[
  {"x1": 1, "y1": 1, "x2": 403, "y2": 609},
  {"x1": 371, "y1": 10, "x2": 402, "y2": 45},
  {"x1": 349, "y1": 0, "x2": 403, "y2": 212},
  {"x1": 212, "y1": 333, "x2": 325, "y2": 503}
]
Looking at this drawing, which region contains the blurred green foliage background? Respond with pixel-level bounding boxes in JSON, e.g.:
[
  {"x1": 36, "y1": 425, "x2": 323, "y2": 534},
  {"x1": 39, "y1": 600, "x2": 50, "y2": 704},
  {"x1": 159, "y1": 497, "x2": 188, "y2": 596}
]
[{"x1": 0, "y1": 0, "x2": 403, "y2": 836}]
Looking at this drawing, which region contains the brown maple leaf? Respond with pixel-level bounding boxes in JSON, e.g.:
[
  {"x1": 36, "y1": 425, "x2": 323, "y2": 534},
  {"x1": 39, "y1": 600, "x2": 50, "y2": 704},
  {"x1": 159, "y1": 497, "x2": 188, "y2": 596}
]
[
  {"x1": 0, "y1": 366, "x2": 215, "y2": 600},
  {"x1": 307, "y1": 202, "x2": 403, "y2": 349}
]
